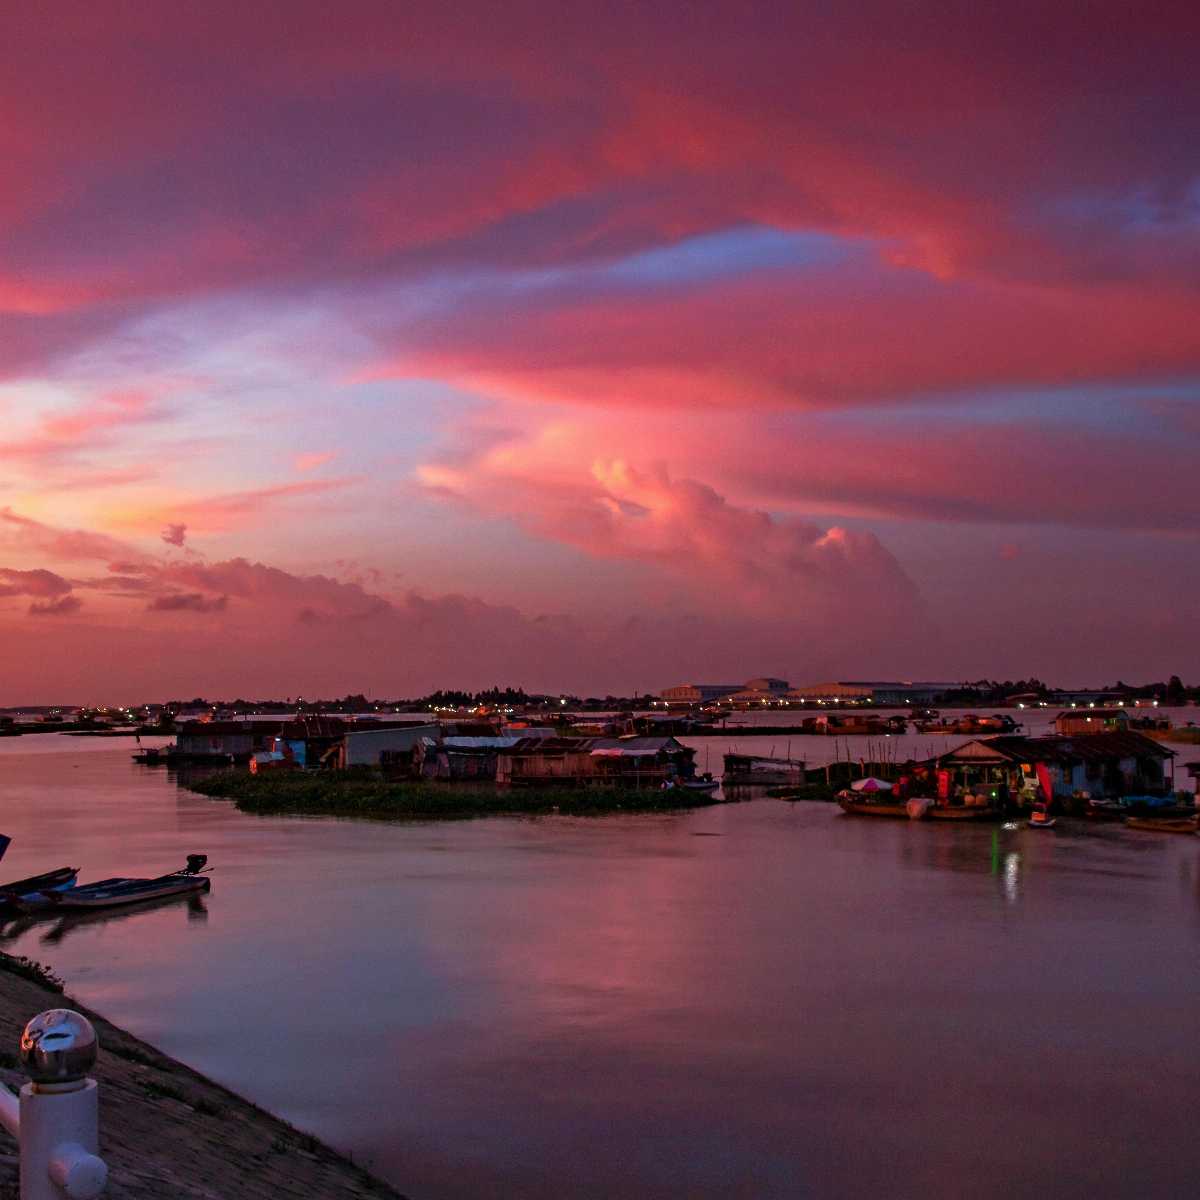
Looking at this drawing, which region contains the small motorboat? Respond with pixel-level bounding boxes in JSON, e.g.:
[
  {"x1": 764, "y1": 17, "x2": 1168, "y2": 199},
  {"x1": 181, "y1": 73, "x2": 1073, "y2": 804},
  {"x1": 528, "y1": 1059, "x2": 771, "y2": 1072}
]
[
  {"x1": 1124, "y1": 815, "x2": 1199, "y2": 835},
  {"x1": 0, "y1": 867, "x2": 80, "y2": 911},
  {"x1": 43, "y1": 856, "x2": 211, "y2": 912},
  {"x1": 663, "y1": 775, "x2": 720, "y2": 794},
  {"x1": 1027, "y1": 803, "x2": 1056, "y2": 830}
]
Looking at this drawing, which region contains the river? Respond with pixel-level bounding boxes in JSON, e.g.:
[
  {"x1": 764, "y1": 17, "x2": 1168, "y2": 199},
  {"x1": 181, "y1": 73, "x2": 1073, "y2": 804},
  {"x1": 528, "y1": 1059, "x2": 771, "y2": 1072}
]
[{"x1": 1, "y1": 718, "x2": 1199, "y2": 1198}]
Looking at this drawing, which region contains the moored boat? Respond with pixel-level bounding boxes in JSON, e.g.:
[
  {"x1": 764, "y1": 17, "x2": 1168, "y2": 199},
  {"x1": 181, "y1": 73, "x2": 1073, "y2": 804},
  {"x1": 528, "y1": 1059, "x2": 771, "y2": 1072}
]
[
  {"x1": 1027, "y1": 802, "x2": 1056, "y2": 829},
  {"x1": 837, "y1": 795, "x2": 909, "y2": 818},
  {"x1": 926, "y1": 804, "x2": 1000, "y2": 821},
  {"x1": 1124, "y1": 815, "x2": 1199, "y2": 835},
  {"x1": 43, "y1": 856, "x2": 211, "y2": 912},
  {"x1": 0, "y1": 867, "x2": 79, "y2": 911}
]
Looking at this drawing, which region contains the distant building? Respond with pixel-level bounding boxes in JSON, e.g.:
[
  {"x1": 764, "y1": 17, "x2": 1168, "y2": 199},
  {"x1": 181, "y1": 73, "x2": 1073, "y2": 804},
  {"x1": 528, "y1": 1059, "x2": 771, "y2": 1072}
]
[
  {"x1": 659, "y1": 683, "x2": 741, "y2": 706},
  {"x1": 718, "y1": 677, "x2": 792, "y2": 707},
  {"x1": 787, "y1": 681, "x2": 961, "y2": 706}
]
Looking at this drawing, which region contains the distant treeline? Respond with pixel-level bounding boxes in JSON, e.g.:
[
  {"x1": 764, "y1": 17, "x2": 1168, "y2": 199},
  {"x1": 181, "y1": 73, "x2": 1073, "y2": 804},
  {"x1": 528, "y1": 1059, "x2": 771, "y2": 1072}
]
[
  {"x1": 155, "y1": 675, "x2": 1198, "y2": 715},
  {"x1": 159, "y1": 688, "x2": 649, "y2": 714}
]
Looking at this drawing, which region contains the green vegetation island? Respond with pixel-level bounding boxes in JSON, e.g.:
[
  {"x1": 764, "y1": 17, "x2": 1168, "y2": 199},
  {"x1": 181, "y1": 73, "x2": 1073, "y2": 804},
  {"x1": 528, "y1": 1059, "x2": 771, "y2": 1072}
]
[{"x1": 187, "y1": 768, "x2": 728, "y2": 819}]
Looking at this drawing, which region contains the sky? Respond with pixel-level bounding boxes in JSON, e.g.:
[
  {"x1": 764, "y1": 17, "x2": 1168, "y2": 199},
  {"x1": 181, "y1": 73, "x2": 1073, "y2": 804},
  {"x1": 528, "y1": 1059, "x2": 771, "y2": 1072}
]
[{"x1": 2, "y1": 2, "x2": 1199, "y2": 702}]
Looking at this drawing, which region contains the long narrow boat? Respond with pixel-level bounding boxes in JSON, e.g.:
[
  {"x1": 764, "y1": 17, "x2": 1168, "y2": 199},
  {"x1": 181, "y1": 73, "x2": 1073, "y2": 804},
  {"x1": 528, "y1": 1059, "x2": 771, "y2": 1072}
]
[
  {"x1": 1124, "y1": 816, "x2": 1199, "y2": 835},
  {"x1": 926, "y1": 805, "x2": 1000, "y2": 821},
  {"x1": 50, "y1": 874, "x2": 210, "y2": 911},
  {"x1": 837, "y1": 796, "x2": 910, "y2": 818},
  {"x1": 44, "y1": 856, "x2": 211, "y2": 912},
  {"x1": 0, "y1": 867, "x2": 79, "y2": 911}
]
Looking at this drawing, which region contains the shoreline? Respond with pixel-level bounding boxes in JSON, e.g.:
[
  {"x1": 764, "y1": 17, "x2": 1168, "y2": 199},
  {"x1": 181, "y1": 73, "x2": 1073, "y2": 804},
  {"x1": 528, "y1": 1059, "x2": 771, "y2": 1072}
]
[{"x1": 0, "y1": 953, "x2": 406, "y2": 1200}]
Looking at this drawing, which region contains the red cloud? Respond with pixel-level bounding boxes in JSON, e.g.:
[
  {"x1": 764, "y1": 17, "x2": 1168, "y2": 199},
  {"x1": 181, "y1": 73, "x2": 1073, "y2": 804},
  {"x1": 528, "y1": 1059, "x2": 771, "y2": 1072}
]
[
  {"x1": 28, "y1": 594, "x2": 82, "y2": 617},
  {"x1": 147, "y1": 592, "x2": 228, "y2": 613},
  {"x1": 2, "y1": 3, "x2": 1199, "y2": 385},
  {"x1": 382, "y1": 266, "x2": 1200, "y2": 410},
  {"x1": 0, "y1": 567, "x2": 74, "y2": 598}
]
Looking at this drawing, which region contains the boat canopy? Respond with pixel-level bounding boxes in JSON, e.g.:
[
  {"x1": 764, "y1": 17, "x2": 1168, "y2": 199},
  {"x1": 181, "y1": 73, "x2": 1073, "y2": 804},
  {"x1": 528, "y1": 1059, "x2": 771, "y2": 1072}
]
[{"x1": 850, "y1": 777, "x2": 895, "y2": 792}]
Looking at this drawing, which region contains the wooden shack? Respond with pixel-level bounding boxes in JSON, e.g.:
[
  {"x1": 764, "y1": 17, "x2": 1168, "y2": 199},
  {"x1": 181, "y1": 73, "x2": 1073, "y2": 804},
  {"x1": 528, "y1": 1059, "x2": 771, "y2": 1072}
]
[
  {"x1": 937, "y1": 731, "x2": 1175, "y2": 805},
  {"x1": 496, "y1": 736, "x2": 696, "y2": 788},
  {"x1": 1054, "y1": 708, "x2": 1129, "y2": 735}
]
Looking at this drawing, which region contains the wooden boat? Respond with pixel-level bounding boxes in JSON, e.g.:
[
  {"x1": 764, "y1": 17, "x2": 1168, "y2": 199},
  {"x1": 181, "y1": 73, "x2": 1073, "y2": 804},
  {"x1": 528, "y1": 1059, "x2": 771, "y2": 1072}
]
[
  {"x1": 0, "y1": 867, "x2": 79, "y2": 911},
  {"x1": 926, "y1": 804, "x2": 999, "y2": 821},
  {"x1": 837, "y1": 795, "x2": 909, "y2": 818},
  {"x1": 45, "y1": 856, "x2": 211, "y2": 912},
  {"x1": 1124, "y1": 815, "x2": 1199, "y2": 835}
]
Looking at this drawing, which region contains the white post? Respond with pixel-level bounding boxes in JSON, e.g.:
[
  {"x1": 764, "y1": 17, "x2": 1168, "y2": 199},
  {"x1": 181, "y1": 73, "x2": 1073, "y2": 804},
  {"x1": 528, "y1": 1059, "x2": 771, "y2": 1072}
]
[{"x1": 13, "y1": 1010, "x2": 107, "y2": 1200}]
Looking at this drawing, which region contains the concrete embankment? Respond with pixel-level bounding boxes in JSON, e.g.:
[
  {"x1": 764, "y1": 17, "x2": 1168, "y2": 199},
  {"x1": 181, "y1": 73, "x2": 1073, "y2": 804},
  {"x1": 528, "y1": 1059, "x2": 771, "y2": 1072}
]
[{"x1": 0, "y1": 954, "x2": 406, "y2": 1200}]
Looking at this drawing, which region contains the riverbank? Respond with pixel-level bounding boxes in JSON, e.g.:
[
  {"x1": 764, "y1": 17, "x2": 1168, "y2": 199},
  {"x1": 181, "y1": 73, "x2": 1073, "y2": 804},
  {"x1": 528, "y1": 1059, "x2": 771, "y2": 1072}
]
[
  {"x1": 0, "y1": 953, "x2": 405, "y2": 1200},
  {"x1": 187, "y1": 767, "x2": 725, "y2": 818}
]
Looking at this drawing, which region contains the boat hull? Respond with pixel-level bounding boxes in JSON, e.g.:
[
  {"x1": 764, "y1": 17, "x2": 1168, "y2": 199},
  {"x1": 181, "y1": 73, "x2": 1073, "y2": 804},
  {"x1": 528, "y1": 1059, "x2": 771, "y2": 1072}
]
[
  {"x1": 51, "y1": 875, "x2": 211, "y2": 911},
  {"x1": 837, "y1": 797, "x2": 909, "y2": 818},
  {"x1": 926, "y1": 806, "x2": 999, "y2": 821},
  {"x1": 1124, "y1": 816, "x2": 1198, "y2": 835}
]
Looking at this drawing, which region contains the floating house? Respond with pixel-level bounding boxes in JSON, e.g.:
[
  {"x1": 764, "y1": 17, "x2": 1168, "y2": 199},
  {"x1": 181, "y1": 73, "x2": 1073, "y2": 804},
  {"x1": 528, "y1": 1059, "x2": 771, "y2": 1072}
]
[
  {"x1": 496, "y1": 736, "x2": 696, "y2": 788},
  {"x1": 1054, "y1": 708, "x2": 1129, "y2": 735},
  {"x1": 176, "y1": 720, "x2": 288, "y2": 762},
  {"x1": 936, "y1": 732, "x2": 1176, "y2": 804},
  {"x1": 336, "y1": 723, "x2": 441, "y2": 769}
]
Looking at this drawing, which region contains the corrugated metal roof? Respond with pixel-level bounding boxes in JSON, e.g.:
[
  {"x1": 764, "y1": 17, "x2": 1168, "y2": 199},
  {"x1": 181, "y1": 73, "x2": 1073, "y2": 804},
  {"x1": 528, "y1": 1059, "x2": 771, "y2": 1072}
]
[{"x1": 942, "y1": 731, "x2": 1173, "y2": 764}]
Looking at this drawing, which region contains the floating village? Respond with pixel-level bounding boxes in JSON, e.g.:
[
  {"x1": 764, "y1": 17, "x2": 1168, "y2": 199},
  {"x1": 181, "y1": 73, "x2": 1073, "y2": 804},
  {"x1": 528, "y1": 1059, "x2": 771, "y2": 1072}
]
[
  {"x1": 1, "y1": 677, "x2": 1199, "y2": 1198},
  {"x1": 4, "y1": 676, "x2": 1198, "y2": 833}
]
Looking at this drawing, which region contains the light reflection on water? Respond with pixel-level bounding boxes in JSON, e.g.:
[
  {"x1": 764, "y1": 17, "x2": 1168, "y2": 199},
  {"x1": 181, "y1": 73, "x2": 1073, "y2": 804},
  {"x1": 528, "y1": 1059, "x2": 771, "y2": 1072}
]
[{"x1": 0, "y1": 737, "x2": 1199, "y2": 1198}]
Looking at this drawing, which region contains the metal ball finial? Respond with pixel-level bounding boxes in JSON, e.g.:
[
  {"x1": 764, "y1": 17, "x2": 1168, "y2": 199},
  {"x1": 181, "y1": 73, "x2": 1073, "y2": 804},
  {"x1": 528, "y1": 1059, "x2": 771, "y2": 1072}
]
[{"x1": 19, "y1": 1010, "x2": 98, "y2": 1085}]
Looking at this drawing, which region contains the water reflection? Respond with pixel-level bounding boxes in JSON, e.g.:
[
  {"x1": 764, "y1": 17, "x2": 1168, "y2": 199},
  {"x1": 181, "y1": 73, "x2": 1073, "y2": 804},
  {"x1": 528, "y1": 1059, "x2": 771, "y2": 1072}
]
[
  {"x1": 4, "y1": 742, "x2": 1200, "y2": 1198},
  {"x1": 1003, "y1": 849, "x2": 1021, "y2": 903},
  {"x1": 0, "y1": 892, "x2": 209, "y2": 946}
]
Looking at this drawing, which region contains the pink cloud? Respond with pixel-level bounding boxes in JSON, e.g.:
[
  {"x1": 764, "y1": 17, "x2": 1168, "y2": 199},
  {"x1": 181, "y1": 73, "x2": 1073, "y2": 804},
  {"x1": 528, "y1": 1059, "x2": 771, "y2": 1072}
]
[
  {"x1": 293, "y1": 452, "x2": 336, "y2": 473},
  {"x1": 0, "y1": 508, "x2": 145, "y2": 564},
  {"x1": 0, "y1": 391, "x2": 164, "y2": 463},
  {"x1": 141, "y1": 478, "x2": 360, "y2": 535},
  {"x1": 160, "y1": 523, "x2": 188, "y2": 547}
]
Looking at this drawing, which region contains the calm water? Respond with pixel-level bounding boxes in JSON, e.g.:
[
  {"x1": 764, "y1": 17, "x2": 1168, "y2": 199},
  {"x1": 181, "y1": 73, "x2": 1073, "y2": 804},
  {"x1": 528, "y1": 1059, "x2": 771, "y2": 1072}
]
[{"x1": 1, "y1": 726, "x2": 1199, "y2": 1198}]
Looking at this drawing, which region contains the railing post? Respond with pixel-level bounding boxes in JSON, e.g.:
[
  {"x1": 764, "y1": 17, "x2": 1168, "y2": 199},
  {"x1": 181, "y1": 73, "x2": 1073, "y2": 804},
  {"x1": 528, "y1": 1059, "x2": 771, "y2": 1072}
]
[{"x1": 16, "y1": 1010, "x2": 107, "y2": 1200}]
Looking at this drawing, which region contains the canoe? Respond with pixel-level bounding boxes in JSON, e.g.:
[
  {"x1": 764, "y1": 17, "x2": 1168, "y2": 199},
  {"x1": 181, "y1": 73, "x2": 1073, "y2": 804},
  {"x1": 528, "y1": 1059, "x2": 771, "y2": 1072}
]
[
  {"x1": 837, "y1": 796, "x2": 909, "y2": 818},
  {"x1": 1124, "y1": 816, "x2": 1199, "y2": 835},
  {"x1": 49, "y1": 874, "x2": 211, "y2": 911},
  {"x1": 0, "y1": 867, "x2": 80, "y2": 910}
]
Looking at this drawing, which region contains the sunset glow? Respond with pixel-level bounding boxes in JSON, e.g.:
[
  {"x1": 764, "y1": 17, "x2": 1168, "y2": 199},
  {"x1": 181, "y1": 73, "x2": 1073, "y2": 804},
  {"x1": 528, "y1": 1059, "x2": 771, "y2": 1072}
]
[{"x1": 2, "y1": 3, "x2": 1198, "y2": 700}]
